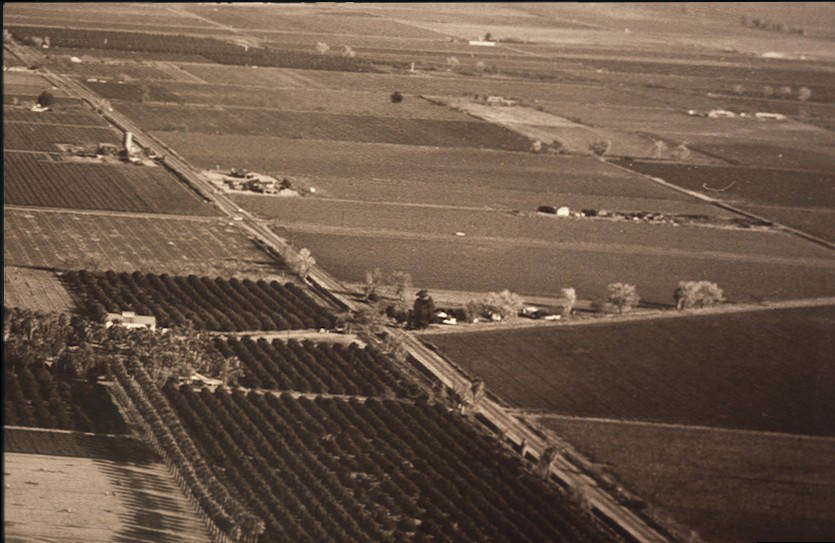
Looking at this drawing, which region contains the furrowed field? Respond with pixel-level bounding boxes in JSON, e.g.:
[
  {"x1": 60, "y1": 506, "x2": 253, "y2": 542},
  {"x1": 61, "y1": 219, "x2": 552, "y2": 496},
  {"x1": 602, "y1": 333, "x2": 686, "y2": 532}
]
[
  {"x1": 240, "y1": 195, "x2": 834, "y2": 260},
  {"x1": 155, "y1": 133, "x2": 707, "y2": 210},
  {"x1": 4, "y1": 124, "x2": 120, "y2": 151},
  {"x1": 3, "y1": 151, "x2": 218, "y2": 216},
  {"x1": 280, "y1": 229, "x2": 835, "y2": 303},
  {"x1": 118, "y1": 102, "x2": 532, "y2": 150},
  {"x1": 539, "y1": 417, "x2": 835, "y2": 543},
  {"x1": 3, "y1": 209, "x2": 283, "y2": 278},
  {"x1": 425, "y1": 305, "x2": 835, "y2": 435}
]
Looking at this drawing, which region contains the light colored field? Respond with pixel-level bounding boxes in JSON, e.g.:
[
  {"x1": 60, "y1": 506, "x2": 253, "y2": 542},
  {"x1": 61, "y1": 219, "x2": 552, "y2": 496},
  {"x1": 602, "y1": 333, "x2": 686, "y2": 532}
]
[
  {"x1": 3, "y1": 266, "x2": 75, "y2": 312},
  {"x1": 539, "y1": 416, "x2": 835, "y2": 543},
  {"x1": 4, "y1": 451, "x2": 210, "y2": 543},
  {"x1": 240, "y1": 196, "x2": 835, "y2": 261},
  {"x1": 3, "y1": 208, "x2": 285, "y2": 279}
]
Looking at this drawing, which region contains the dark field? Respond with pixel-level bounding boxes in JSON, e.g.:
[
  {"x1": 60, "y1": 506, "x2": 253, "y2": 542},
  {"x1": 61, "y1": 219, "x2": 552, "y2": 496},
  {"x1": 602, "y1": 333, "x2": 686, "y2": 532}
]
[
  {"x1": 426, "y1": 306, "x2": 835, "y2": 435},
  {"x1": 281, "y1": 229, "x2": 835, "y2": 303},
  {"x1": 4, "y1": 428, "x2": 157, "y2": 463},
  {"x1": 540, "y1": 417, "x2": 835, "y2": 543},
  {"x1": 118, "y1": 103, "x2": 532, "y2": 151},
  {"x1": 744, "y1": 205, "x2": 835, "y2": 244},
  {"x1": 3, "y1": 151, "x2": 218, "y2": 216},
  {"x1": 618, "y1": 160, "x2": 835, "y2": 209},
  {"x1": 4, "y1": 123, "x2": 120, "y2": 151}
]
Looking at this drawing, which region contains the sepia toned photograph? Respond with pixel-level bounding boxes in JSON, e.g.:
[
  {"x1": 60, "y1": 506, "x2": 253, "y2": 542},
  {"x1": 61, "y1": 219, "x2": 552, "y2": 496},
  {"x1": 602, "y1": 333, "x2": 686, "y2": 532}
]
[{"x1": 3, "y1": 3, "x2": 834, "y2": 542}]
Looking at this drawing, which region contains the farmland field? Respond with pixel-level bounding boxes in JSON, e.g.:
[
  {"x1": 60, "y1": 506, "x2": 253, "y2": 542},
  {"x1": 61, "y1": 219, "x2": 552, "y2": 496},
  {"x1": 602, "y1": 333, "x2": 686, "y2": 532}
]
[
  {"x1": 155, "y1": 133, "x2": 705, "y2": 210},
  {"x1": 617, "y1": 161, "x2": 835, "y2": 209},
  {"x1": 425, "y1": 305, "x2": 835, "y2": 435},
  {"x1": 4, "y1": 446, "x2": 211, "y2": 543},
  {"x1": 3, "y1": 151, "x2": 219, "y2": 216},
  {"x1": 3, "y1": 208, "x2": 283, "y2": 278},
  {"x1": 240, "y1": 195, "x2": 835, "y2": 261},
  {"x1": 539, "y1": 417, "x2": 835, "y2": 543},
  {"x1": 3, "y1": 106, "x2": 107, "y2": 126},
  {"x1": 148, "y1": 81, "x2": 475, "y2": 120},
  {"x1": 117, "y1": 102, "x2": 532, "y2": 150},
  {"x1": 162, "y1": 385, "x2": 610, "y2": 542},
  {"x1": 3, "y1": 266, "x2": 75, "y2": 313},
  {"x1": 65, "y1": 270, "x2": 334, "y2": 332},
  {"x1": 4, "y1": 123, "x2": 120, "y2": 151}
]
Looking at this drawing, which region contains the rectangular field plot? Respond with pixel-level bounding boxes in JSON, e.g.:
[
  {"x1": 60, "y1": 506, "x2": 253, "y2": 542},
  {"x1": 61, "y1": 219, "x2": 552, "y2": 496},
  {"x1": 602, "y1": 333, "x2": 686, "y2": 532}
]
[
  {"x1": 182, "y1": 4, "x2": 447, "y2": 38},
  {"x1": 618, "y1": 160, "x2": 835, "y2": 209},
  {"x1": 3, "y1": 151, "x2": 219, "y2": 216},
  {"x1": 281, "y1": 230, "x2": 835, "y2": 303},
  {"x1": 119, "y1": 103, "x2": 531, "y2": 151},
  {"x1": 155, "y1": 82, "x2": 472, "y2": 120},
  {"x1": 744, "y1": 205, "x2": 835, "y2": 244},
  {"x1": 3, "y1": 106, "x2": 108, "y2": 126},
  {"x1": 540, "y1": 417, "x2": 835, "y2": 543},
  {"x1": 426, "y1": 306, "x2": 835, "y2": 435},
  {"x1": 3, "y1": 266, "x2": 75, "y2": 313},
  {"x1": 4, "y1": 449, "x2": 211, "y2": 543},
  {"x1": 4, "y1": 123, "x2": 120, "y2": 151},
  {"x1": 241, "y1": 196, "x2": 835, "y2": 261},
  {"x1": 3, "y1": 209, "x2": 282, "y2": 278},
  {"x1": 64, "y1": 270, "x2": 333, "y2": 332},
  {"x1": 162, "y1": 387, "x2": 609, "y2": 542},
  {"x1": 155, "y1": 133, "x2": 697, "y2": 209}
]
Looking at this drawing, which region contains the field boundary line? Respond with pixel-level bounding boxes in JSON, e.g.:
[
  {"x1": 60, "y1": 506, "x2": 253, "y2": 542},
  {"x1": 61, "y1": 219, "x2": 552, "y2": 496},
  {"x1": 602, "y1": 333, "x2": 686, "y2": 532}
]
[
  {"x1": 525, "y1": 413, "x2": 835, "y2": 443},
  {"x1": 3, "y1": 204, "x2": 221, "y2": 222},
  {"x1": 604, "y1": 158, "x2": 835, "y2": 251},
  {"x1": 3, "y1": 425, "x2": 133, "y2": 440}
]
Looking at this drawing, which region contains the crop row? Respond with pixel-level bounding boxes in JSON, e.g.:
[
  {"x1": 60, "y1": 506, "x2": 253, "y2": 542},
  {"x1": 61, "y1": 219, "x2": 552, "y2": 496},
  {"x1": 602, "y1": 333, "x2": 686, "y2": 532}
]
[
  {"x1": 4, "y1": 123, "x2": 119, "y2": 152},
  {"x1": 165, "y1": 385, "x2": 609, "y2": 543},
  {"x1": 8, "y1": 25, "x2": 379, "y2": 72},
  {"x1": 216, "y1": 337, "x2": 420, "y2": 397},
  {"x1": 3, "y1": 151, "x2": 217, "y2": 216},
  {"x1": 117, "y1": 103, "x2": 533, "y2": 151},
  {"x1": 64, "y1": 270, "x2": 335, "y2": 331},
  {"x1": 3, "y1": 365, "x2": 126, "y2": 434}
]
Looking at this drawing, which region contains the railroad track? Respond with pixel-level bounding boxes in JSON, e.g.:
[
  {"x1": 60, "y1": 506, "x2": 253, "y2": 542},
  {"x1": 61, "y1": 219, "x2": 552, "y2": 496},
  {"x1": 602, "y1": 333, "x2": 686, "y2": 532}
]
[{"x1": 7, "y1": 40, "x2": 670, "y2": 543}]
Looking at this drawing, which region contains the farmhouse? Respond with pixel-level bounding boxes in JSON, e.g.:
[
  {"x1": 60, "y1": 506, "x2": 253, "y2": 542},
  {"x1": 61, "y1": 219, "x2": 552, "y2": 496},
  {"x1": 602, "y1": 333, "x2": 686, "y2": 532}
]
[
  {"x1": 104, "y1": 311, "x2": 156, "y2": 330},
  {"x1": 486, "y1": 95, "x2": 518, "y2": 107}
]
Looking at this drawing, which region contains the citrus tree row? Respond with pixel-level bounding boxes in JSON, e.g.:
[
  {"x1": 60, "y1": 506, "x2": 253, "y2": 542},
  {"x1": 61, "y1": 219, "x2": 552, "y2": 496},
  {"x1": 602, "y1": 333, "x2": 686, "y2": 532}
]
[
  {"x1": 216, "y1": 337, "x2": 421, "y2": 398},
  {"x1": 164, "y1": 385, "x2": 611, "y2": 543},
  {"x1": 64, "y1": 270, "x2": 334, "y2": 331},
  {"x1": 3, "y1": 364, "x2": 126, "y2": 434},
  {"x1": 109, "y1": 356, "x2": 265, "y2": 539}
]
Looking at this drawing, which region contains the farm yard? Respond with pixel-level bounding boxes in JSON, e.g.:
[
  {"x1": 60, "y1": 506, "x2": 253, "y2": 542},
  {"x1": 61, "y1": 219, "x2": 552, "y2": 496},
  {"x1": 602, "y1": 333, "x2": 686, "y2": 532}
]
[
  {"x1": 425, "y1": 305, "x2": 835, "y2": 435},
  {"x1": 3, "y1": 151, "x2": 219, "y2": 216},
  {"x1": 539, "y1": 418, "x2": 835, "y2": 543},
  {"x1": 3, "y1": 208, "x2": 284, "y2": 278}
]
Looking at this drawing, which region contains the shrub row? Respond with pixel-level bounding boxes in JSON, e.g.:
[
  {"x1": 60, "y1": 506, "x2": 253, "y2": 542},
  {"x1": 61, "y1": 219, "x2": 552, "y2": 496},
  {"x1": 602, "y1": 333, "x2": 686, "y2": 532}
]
[
  {"x1": 164, "y1": 386, "x2": 609, "y2": 542},
  {"x1": 64, "y1": 270, "x2": 335, "y2": 331},
  {"x1": 217, "y1": 337, "x2": 420, "y2": 397}
]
